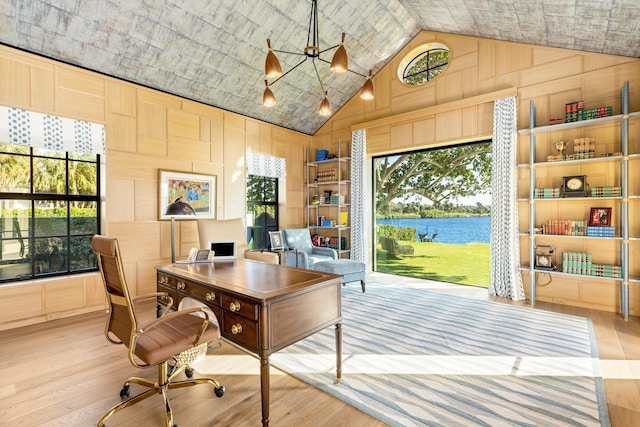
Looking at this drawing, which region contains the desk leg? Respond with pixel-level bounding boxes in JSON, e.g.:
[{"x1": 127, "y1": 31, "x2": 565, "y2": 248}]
[
  {"x1": 260, "y1": 355, "x2": 270, "y2": 426},
  {"x1": 335, "y1": 322, "x2": 342, "y2": 384}
]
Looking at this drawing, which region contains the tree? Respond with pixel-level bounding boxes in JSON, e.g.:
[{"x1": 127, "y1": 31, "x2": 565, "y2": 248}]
[{"x1": 374, "y1": 142, "x2": 491, "y2": 213}]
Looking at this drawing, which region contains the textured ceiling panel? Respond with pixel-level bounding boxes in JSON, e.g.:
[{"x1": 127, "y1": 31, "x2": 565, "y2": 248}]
[{"x1": 1, "y1": 0, "x2": 638, "y2": 135}]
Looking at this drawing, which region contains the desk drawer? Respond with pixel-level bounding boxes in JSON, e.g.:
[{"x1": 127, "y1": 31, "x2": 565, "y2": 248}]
[
  {"x1": 222, "y1": 311, "x2": 258, "y2": 350},
  {"x1": 221, "y1": 294, "x2": 258, "y2": 320},
  {"x1": 157, "y1": 284, "x2": 181, "y2": 310},
  {"x1": 157, "y1": 274, "x2": 219, "y2": 306}
]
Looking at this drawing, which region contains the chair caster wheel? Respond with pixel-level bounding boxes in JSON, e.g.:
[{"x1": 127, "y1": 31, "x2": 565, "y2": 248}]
[
  {"x1": 214, "y1": 385, "x2": 225, "y2": 397},
  {"x1": 120, "y1": 383, "x2": 130, "y2": 398},
  {"x1": 185, "y1": 367, "x2": 194, "y2": 378}
]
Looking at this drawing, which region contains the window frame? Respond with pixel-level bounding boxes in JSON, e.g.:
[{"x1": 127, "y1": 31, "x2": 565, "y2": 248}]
[
  {"x1": 246, "y1": 174, "x2": 279, "y2": 251},
  {"x1": 0, "y1": 144, "x2": 101, "y2": 283}
]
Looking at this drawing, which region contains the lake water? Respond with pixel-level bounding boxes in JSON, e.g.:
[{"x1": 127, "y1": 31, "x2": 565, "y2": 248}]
[{"x1": 376, "y1": 216, "x2": 490, "y2": 244}]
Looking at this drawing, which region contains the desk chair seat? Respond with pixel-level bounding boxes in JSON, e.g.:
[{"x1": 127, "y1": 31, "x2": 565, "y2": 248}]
[{"x1": 92, "y1": 235, "x2": 224, "y2": 427}]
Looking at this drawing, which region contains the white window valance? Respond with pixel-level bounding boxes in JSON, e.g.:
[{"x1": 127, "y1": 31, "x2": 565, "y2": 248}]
[
  {"x1": 0, "y1": 105, "x2": 105, "y2": 155},
  {"x1": 247, "y1": 151, "x2": 286, "y2": 179}
]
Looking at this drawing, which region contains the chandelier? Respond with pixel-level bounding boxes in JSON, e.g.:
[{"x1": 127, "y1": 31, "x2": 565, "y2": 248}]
[{"x1": 262, "y1": 0, "x2": 374, "y2": 116}]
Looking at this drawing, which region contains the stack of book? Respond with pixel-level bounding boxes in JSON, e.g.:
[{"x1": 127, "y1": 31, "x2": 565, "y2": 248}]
[
  {"x1": 586, "y1": 226, "x2": 616, "y2": 237},
  {"x1": 582, "y1": 106, "x2": 613, "y2": 121},
  {"x1": 329, "y1": 236, "x2": 347, "y2": 250},
  {"x1": 329, "y1": 194, "x2": 345, "y2": 204},
  {"x1": 534, "y1": 187, "x2": 561, "y2": 198},
  {"x1": 317, "y1": 169, "x2": 337, "y2": 183},
  {"x1": 562, "y1": 252, "x2": 592, "y2": 275},
  {"x1": 572, "y1": 137, "x2": 596, "y2": 158},
  {"x1": 591, "y1": 263, "x2": 622, "y2": 278},
  {"x1": 542, "y1": 220, "x2": 586, "y2": 236},
  {"x1": 591, "y1": 186, "x2": 621, "y2": 197}
]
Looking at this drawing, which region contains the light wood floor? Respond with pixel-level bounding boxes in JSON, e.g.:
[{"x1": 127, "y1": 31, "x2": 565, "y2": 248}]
[{"x1": 1, "y1": 273, "x2": 639, "y2": 426}]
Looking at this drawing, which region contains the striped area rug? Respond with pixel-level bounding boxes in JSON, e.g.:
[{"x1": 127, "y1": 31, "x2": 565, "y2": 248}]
[{"x1": 270, "y1": 282, "x2": 610, "y2": 426}]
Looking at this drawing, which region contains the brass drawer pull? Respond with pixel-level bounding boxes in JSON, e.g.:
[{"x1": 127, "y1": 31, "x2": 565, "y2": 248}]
[
  {"x1": 176, "y1": 281, "x2": 186, "y2": 290},
  {"x1": 159, "y1": 275, "x2": 168, "y2": 284},
  {"x1": 231, "y1": 323, "x2": 243, "y2": 335},
  {"x1": 229, "y1": 301, "x2": 241, "y2": 312},
  {"x1": 205, "y1": 292, "x2": 216, "y2": 301}
]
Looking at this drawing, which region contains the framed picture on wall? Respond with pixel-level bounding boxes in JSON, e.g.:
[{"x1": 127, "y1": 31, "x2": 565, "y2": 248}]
[
  {"x1": 588, "y1": 207, "x2": 612, "y2": 226},
  {"x1": 159, "y1": 170, "x2": 217, "y2": 219}
]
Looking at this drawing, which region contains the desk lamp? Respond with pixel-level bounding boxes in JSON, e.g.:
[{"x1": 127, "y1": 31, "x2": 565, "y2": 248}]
[{"x1": 164, "y1": 197, "x2": 196, "y2": 263}]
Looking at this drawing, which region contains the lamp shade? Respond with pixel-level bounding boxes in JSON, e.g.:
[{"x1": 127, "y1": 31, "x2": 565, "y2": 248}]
[
  {"x1": 165, "y1": 197, "x2": 196, "y2": 216},
  {"x1": 318, "y1": 92, "x2": 331, "y2": 116},
  {"x1": 360, "y1": 69, "x2": 375, "y2": 100},
  {"x1": 330, "y1": 33, "x2": 348, "y2": 73},
  {"x1": 263, "y1": 80, "x2": 277, "y2": 107},
  {"x1": 265, "y1": 39, "x2": 283, "y2": 78}
]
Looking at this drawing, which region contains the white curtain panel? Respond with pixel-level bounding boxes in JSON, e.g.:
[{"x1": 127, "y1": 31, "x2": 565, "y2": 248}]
[
  {"x1": 246, "y1": 151, "x2": 287, "y2": 179},
  {"x1": 0, "y1": 105, "x2": 105, "y2": 154},
  {"x1": 489, "y1": 96, "x2": 525, "y2": 300},
  {"x1": 351, "y1": 130, "x2": 367, "y2": 263}
]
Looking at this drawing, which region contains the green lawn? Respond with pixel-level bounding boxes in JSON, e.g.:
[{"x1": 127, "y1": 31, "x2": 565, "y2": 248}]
[{"x1": 375, "y1": 241, "x2": 490, "y2": 288}]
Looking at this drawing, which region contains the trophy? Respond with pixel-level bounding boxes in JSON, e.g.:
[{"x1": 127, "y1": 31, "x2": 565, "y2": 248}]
[{"x1": 553, "y1": 139, "x2": 570, "y2": 154}]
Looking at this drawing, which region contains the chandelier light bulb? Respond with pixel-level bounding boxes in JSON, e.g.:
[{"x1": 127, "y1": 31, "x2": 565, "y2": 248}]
[
  {"x1": 319, "y1": 91, "x2": 332, "y2": 116},
  {"x1": 265, "y1": 38, "x2": 282, "y2": 78},
  {"x1": 360, "y1": 69, "x2": 375, "y2": 100},
  {"x1": 263, "y1": 80, "x2": 277, "y2": 107}
]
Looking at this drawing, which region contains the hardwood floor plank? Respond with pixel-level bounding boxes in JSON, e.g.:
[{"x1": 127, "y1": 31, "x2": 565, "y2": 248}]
[{"x1": 1, "y1": 276, "x2": 639, "y2": 426}]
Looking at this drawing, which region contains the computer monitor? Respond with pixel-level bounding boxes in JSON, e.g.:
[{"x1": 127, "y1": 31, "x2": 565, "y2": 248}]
[{"x1": 208, "y1": 240, "x2": 237, "y2": 260}]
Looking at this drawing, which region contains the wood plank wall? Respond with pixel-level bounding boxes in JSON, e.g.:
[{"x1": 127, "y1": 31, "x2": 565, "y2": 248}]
[
  {"x1": 1, "y1": 29, "x2": 639, "y2": 329},
  {"x1": 314, "y1": 30, "x2": 640, "y2": 316},
  {"x1": 0, "y1": 45, "x2": 311, "y2": 331}
]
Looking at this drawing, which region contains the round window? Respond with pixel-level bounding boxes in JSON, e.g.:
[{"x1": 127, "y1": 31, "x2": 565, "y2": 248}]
[{"x1": 397, "y1": 42, "x2": 450, "y2": 86}]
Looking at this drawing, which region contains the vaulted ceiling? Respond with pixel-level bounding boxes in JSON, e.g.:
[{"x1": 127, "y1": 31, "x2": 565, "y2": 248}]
[{"x1": 2, "y1": 1, "x2": 639, "y2": 135}]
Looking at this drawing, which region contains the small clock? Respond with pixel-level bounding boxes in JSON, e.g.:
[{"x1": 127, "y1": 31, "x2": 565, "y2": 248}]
[{"x1": 561, "y1": 175, "x2": 588, "y2": 197}]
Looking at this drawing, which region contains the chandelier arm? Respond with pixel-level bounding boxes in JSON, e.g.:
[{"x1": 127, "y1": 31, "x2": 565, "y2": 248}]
[
  {"x1": 273, "y1": 49, "x2": 307, "y2": 56},
  {"x1": 312, "y1": 59, "x2": 326, "y2": 96},
  {"x1": 268, "y1": 57, "x2": 309, "y2": 86},
  {"x1": 316, "y1": 57, "x2": 369, "y2": 78},
  {"x1": 318, "y1": 44, "x2": 340, "y2": 54}
]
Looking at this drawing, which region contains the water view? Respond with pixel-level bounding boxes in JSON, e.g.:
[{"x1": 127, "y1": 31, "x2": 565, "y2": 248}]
[{"x1": 376, "y1": 216, "x2": 490, "y2": 244}]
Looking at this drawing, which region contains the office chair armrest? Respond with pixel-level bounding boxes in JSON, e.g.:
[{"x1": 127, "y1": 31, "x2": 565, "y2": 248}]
[{"x1": 133, "y1": 292, "x2": 173, "y2": 317}]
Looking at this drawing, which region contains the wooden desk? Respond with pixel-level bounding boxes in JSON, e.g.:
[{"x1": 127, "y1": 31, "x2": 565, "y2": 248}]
[{"x1": 156, "y1": 259, "x2": 342, "y2": 427}]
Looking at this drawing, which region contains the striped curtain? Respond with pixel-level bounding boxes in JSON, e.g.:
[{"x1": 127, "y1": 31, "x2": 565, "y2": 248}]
[
  {"x1": 0, "y1": 105, "x2": 105, "y2": 154},
  {"x1": 246, "y1": 151, "x2": 287, "y2": 178},
  {"x1": 351, "y1": 130, "x2": 367, "y2": 263},
  {"x1": 489, "y1": 96, "x2": 525, "y2": 300}
]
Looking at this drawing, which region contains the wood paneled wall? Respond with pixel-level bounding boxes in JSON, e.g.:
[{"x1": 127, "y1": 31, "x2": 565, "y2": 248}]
[
  {"x1": 315, "y1": 30, "x2": 640, "y2": 315},
  {"x1": 1, "y1": 29, "x2": 639, "y2": 329},
  {"x1": 0, "y1": 45, "x2": 311, "y2": 331}
]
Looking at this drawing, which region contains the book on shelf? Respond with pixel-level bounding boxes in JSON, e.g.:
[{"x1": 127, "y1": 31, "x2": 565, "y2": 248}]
[
  {"x1": 541, "y1": 220, "x2": 586, "y2": 236},
  {"x1": 534, "y1": 188, "x2": 561, "y2": 199},
  {"x1": 586, "y1": 226, "x2": 616, "y2": 237},
  {"x1": 591, "y1": 263, "x2": 622, "y2": 278},
  {"x1": 591, "y1": 186, "x2": 621, "y2": 197},
  {"x1": 562, "y1": 252, "x2": 592, "y2": 275}
]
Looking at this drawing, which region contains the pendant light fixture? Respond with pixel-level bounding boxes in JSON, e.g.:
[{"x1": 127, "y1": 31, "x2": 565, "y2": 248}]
[{"x1": 262, "y1": 0, "x2": 374, "y2": 115}]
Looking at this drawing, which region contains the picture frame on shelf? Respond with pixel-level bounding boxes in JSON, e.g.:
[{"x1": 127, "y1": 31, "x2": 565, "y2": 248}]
[
  {"x1": 159, "y1": 170, "x2": 216, "y2": 220},
  {"x1": 589, "y1": 207, "x2": 612, "y2": 226},
  {"x1": 269, "y1": 230, "x2": 284, "y2": 251}
]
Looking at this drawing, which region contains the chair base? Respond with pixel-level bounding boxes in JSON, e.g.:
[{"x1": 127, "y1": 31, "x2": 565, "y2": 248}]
[{"x1": 98, "y1": 361, "x2": 224, "y2": 427}]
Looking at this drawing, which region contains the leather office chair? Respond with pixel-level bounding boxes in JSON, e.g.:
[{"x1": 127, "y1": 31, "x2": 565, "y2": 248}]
[
  {"x1": 92, "y1": 235, "x2": 224, "y2": 427},
  {"x1": 281, "y1": 228, "x2": 338, "y2": 269}
]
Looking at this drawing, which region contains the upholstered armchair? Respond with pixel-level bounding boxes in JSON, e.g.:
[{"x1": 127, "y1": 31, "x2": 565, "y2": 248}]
[
  {"x1": 281, "y1": 228, "x2": 337, "y2": 269},
  {"x1": 197, "y1": 218, "x2": 279, "y2": 264}
]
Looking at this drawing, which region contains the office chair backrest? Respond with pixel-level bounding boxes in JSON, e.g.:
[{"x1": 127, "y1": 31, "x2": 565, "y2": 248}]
[{"x1": 92, "y1": 234, "x2": 137, "y2": 347}]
